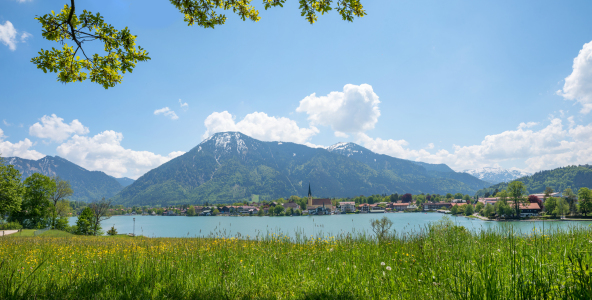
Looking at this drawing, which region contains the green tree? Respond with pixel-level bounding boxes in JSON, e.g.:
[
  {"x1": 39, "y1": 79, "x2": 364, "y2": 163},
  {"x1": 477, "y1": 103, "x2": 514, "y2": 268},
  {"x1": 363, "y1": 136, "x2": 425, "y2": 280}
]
[
  {"x1": 107, "y1": 225, "x2": 117, "y2": 236},
  {"x1": 563, "y1": 188, "x2": 577, "y2": 215},
  {"x1": 446, "y1": 193, "x2": 453, "y2": 199},
  {"x1": 76, "y1": 207, "x2": 93, "y2": 235},
  {"x1": 454, "y1": 193, "x2": 463, "y2": 199},
  {"x1": 475, "y1": 202, "x2": 484, "y2": 212},
  {"x1": 508, "y1": 181, "x2": 527, "y2": 218},
  {"x1": 257, "y1": 208, "x2": 264, "y2": 216},
  {"x1": 0, "y1": 157, "x2": 24, "y2": 220},
  {"x1": 450, "y1": 205, "x2": 459, "y2": 215},
  {"x1": 10, "y1": 173, "x2": 56, "y2": 228},
  {"x1": 370, "y1": 216, "x2": 393, "y2": 242},
  {"x1": 33, "y1": 0, "x2": 366, "y2": 89},
  {"x1": 88, "y1": 198, "x2": 111, "y2": 235},
  {"x1": 285, "y1": 207, "x2": 293, "y2": 216},
  {"x1": 554, "y1": 197, "x2": 570, "y2": 218},
  {"x1": 544, "y1": 197, "x2": 557, "y2": 217},
  {"x1": 483, "y1": 203, "x2": 494, "y2": 218},
  {"x1": 578, "y1": 188, "x2": 592, "y2": 216},
  {"x1": 50, "y1": 176, "x2": 73, "y2": 229},
  {"x1": 464, "y1": 204, "x2": 474, "y2": 216},
  {"x1": 544, "y1": 186, "x2": 554, "y2": 198},
  {"x1": 273, "y1": 205, "x2": 285, "y2": 216},
  {"x1": 212, "y1": 208, "x2": 220, "y2": 216},
  {"x1": 186, "y1": 206, "x2": 196, "y2": 216}
]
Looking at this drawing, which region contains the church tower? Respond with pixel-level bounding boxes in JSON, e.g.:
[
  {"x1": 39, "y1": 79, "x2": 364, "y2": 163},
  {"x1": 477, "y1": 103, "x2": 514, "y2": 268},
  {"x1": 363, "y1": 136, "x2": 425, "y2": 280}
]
[{"x1": 308, "y1": 183, "x2": 312, "y2": 206}]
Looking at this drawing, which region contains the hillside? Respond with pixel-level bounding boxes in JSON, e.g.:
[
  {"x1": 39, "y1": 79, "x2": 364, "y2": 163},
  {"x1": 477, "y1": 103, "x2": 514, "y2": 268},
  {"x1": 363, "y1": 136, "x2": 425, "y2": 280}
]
[
  {"x1": 475, "y1": 165, "x2": 592, "y2": 196},
  {"x1": 4, "y1": 156, "x2": 124, "y2": 202},
  {"x1": 113, "y1": 132, "x2": 490, "y2": 206}
]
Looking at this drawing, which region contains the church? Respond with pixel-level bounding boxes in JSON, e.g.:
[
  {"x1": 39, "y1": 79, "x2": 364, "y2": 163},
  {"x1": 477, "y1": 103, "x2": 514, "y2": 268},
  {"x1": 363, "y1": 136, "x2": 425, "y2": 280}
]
[{"x1": 306, "y1": 184, "x2": 333, "y2": 215}]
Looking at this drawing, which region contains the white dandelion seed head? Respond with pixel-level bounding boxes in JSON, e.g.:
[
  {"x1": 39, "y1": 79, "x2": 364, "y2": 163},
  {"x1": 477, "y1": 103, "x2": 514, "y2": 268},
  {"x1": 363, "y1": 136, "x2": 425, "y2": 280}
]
[
  {"x1": 381, "y1": 262, "x2": 385, "y2": 266},
  {"x1": 386, "y1": 266, "x2": 392, "y2": 271}
]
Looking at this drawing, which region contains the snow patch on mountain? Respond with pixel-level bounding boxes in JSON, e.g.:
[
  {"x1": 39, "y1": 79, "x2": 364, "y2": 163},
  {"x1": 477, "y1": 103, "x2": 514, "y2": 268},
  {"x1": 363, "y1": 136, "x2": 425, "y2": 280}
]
[{"x1": 463, "y1": 167, "x2": 531, "y2": 184}]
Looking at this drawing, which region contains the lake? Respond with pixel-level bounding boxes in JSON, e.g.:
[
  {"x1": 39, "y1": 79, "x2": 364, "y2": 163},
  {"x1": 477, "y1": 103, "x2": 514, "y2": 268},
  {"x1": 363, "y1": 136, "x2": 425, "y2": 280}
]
[{"x1": 72, "y1": 213, "x2": 592, "y2": 238}]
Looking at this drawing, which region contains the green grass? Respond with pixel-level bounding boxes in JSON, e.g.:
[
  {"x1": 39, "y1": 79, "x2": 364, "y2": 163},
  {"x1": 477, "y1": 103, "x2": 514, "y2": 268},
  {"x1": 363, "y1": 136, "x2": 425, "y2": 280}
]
[
  {"x1": 1, "y1": 219, "x2": 591, "y2": 299},
  {"x1": 38, "y1": 230, "x2": 74, "y2": 237},
  {"x1": 3, "y1": 229, "x2": 36, "y2": 237}
]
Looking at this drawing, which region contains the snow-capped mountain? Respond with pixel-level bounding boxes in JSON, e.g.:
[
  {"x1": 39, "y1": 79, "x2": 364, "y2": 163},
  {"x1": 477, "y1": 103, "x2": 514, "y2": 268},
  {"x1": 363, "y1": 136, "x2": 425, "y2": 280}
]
[{"x1": 463, "y1": 167, "x2": 531, "y2": 184}]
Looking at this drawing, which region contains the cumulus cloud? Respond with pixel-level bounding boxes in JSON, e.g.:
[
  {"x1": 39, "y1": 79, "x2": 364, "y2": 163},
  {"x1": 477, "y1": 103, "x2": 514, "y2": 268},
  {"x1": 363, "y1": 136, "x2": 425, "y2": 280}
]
[
  {"x1": 0, "y1": 128, "x2": 45, "y2": 160},
  {"x1": 56, "y1": 130, "x2": 185, "y2": 179},
  {"x1": 179, "y1": 99, "x2": 189, "y2": 111},
  {"x1": 0, "y1": 21, "x2": 18, "y2": 51},
  {"x1": 202, "y1": 111, "x2": 319, "y2": 143},
  {"x1": 296, "y1": 84, "x2": 380, "y2": 134},
  {"x1": 154, "y1": 107, "x2": 179, "y2": 120},
  {"x1": 29, "y1": 114, "x2": 89, "y2": 142},
  {"x1": 357, "y1": 118, "x2": 592, "y2": 173},
  {"x1": 557, "y1": 40, "x2": 592, "y2": 114}
]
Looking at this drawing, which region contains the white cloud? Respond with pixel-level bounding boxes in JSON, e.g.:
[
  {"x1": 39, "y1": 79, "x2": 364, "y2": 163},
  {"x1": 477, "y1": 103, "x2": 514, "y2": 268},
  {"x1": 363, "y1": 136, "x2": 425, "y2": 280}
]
[
  {"x1": 518, "y1": 122, "x2": 538, "y2": 129},
  {"x1": 358, "y1": 118, "x2": 592, "y2": 173},
  {"x1": 203, "y1": 111, "x2": 319, "y2": 143},
  {"x1": 0, "y1": 21, "x2": 18, "y2": 51},
  {"x1": 427, "y1": 143, "x2": 434, "y2": 149},
  {"x1": 557, "y1": 40, "x2": 592, "y2": 114},
  {"x1": 179, "y1": 99, "x2": 188, "y2": 111},
  {"x1": 296, "y1": 84, "x2": 380, "y2": 134},
  {"x1": 3, "y1": 120, "x2": 12, "y2": 126},
  {"x1": 0, "y1": 128, "x2": 45, "y2": 160},
  {"x1": 20, "y1": 32, "x2": 31, "y2": 42},
  {"x1": 29, "y1": 114, "x2": 89, "y2": 142},
  {"x1": 154, "y1": 107, "x2": 179, "y2": 120},
  {"x1": 56, "y1": 130, "x2": 185, "y2": 179}
]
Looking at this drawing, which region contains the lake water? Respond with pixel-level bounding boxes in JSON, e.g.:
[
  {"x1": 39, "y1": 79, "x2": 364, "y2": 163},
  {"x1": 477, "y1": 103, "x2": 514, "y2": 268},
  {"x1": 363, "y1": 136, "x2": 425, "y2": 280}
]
[{"x1": 71, "y1": 213, "x2": 592, "y2": 239}]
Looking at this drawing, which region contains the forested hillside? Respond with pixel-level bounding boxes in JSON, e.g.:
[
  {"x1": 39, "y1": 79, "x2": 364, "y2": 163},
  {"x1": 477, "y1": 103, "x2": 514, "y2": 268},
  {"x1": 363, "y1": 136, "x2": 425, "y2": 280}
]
[{"x1": 475, "y1": 165, "x2": 592, "y2": 196}]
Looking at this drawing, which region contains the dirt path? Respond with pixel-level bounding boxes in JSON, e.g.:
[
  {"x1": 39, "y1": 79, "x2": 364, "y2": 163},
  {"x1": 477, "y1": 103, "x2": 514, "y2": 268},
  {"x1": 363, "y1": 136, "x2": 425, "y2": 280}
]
[{"x1": 0, "y1": 230, "x2": 19, "y2": 237}]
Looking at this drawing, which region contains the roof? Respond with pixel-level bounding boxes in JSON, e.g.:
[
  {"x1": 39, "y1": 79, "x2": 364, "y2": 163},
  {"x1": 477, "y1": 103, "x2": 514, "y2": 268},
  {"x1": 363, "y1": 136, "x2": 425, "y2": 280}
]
[
  {"x1": 282, "y1": 202, "x2": 300, "y2": 209},
  {"x1": 310, "y1": 198, "x2": 331, "y2": 206},
  {"x1": 511, "y1": 202, "x2": 542, "y2": 210},
  {"x1": 391, "y1": 203, "x2": 410, "y2": 207},
  {"x1": 340, "y1": 202, "x2": 355, "y2": 205}
]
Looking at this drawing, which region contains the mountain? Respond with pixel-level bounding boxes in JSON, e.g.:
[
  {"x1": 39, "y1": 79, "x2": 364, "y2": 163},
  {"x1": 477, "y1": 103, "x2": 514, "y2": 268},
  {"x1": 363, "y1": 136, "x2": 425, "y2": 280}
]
[
  {"x1": 326, "y1": 142, "x2": 489, "y2": 192},
  {"x1": 113, "y1": 132, "x2": 491, "y2": 206},
  {"x1": 113, "y1": 177, "x2": 135, "y2": 187},
  {"x1": 464, "y1": 166, "x2": 531, "y2": 184},
  {"x1": 4, "y1": 156, "x2": 124, "y2": 202},
  {"x1": 475, "y1": 165, "x2": 592, "y2": 196}
]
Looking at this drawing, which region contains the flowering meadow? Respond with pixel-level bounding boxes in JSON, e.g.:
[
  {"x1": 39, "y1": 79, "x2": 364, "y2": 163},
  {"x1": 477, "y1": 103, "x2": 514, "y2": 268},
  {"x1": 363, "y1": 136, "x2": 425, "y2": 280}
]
[{"x1": 1, "y1": 221, "x2": 592, "y2": 299}]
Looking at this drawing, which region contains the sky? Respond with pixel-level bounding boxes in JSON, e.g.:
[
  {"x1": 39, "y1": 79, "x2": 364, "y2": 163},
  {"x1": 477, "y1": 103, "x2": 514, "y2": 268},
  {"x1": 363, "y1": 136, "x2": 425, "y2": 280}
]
[{"x1": 1, "y1": 0, "x2": 592, "y2": 179}]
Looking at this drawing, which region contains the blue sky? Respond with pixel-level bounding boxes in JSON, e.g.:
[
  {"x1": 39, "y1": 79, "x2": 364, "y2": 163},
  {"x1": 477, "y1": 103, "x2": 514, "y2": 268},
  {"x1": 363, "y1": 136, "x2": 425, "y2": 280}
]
[{"x1": 1, "y1": 0, "x2": 592, "y2": 179}]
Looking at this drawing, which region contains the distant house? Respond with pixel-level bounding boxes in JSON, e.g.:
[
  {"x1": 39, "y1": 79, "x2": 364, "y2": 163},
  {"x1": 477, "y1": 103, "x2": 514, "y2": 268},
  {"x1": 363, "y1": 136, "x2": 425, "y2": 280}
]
[
  {"x1": 282, "y1": 202, "x2": 300, "y2": 211},
  {"x1": 389, "y1": 203, "x2": 409, "y2": 212},
  {"x1": 339, "y1": 202, "x2": 356, "y2": 213},
  {"x1": 305, "y1": 184, "x2": 332, "y2": 215},
  {"x1": 423, "y1": 202, "x2": 452, "y2": 211},
  {"x1": 530, "y1": 192, "x2": 563, "y2": 204},
  {"x1": 512, "y1": 202, "x2": 542, "y2": 217}
]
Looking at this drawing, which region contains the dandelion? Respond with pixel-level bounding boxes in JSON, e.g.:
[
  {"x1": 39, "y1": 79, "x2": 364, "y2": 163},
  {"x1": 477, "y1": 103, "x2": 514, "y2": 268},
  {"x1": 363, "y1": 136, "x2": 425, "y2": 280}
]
[
  {"x1": 381, "y1": 262, "x2": 385, "y2": 266},
  {"x1": 497, "y1": 249, "x2": 501, "y2": 252},
  {"x1": 386, "y1": 266, "x2": 391, "y2": 271},
  {"x1": 327, "y1": 267, "x2": 330, "y2": 271}
]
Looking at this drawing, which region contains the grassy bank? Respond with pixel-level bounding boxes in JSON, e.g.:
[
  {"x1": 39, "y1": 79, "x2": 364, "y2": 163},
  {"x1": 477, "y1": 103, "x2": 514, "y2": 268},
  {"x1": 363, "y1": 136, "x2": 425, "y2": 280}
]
[{"x1": 1, "y1": 221, "x2": 591, "y2": 299}]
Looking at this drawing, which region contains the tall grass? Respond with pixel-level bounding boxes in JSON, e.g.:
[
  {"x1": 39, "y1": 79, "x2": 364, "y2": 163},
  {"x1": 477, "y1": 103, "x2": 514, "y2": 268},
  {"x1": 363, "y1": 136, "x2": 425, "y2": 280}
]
[{"x1": 0, "y1": 219, "x2": 591, "y2": 299}]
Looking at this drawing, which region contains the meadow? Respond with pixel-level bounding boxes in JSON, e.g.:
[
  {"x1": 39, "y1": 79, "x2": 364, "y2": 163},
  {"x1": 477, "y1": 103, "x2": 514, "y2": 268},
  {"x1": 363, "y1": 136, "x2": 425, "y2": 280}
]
[{"x1": 1, "y1": 219, "x2": 591, "y2": 299}]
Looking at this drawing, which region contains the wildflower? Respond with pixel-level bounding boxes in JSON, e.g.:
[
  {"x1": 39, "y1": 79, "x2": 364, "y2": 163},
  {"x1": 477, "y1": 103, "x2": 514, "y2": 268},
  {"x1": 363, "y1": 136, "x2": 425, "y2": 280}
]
[
  {"x1": 381, "y1": 262, "x2": 385, "y2": 266},
  {"x1": 497, "y1": 249, "x2": 501, "y2": 252},
  {"x1": 386, "y1": 266, "x2": 391, "y2": 271},
  {"x1": 327, "y1": 267, "x2": 330, "y2": 271}
]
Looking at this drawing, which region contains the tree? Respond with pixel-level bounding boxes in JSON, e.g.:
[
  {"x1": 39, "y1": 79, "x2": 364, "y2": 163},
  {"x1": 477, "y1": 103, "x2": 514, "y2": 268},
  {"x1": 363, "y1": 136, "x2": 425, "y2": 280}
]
[
  {"x1": 0, "y1": 157, "x2": 24, "y2": 220},
  {"x1": 88, "y1": 198, "x2": 111, "y2": 235},
  {"x1": 578, "y1": 188, "x2": 592, "y2": 216},
  {"x1": 554, "y1": 197, "x2": 570, "y2": 218},
  {"x1": 370, "y1": 216, "x2": 393, "y2": 242},
  {"x1": 401, "y1": 193, "x2": 413, "y2": 203},
  {"x1": 50, "y1": 176, "x2": 73, "y2": 229},
  {"x1": 484, "y1": 192, "x2": 491, "y2": 198},
  {"x1": 493, "y1": 188, "x2": 499, "y2": 197},
  {"x1": 475, "y1": 202, "x2": 484, "y2": 212},
  {"x1": 186, "y1": 206, "x2": 196, "y2": 216},
  {"x1": 212, "y1": 208, "x2": 220, "y2": 216},
  {"x1": 76, "y1": 207, "x2": 93, "y2": 235},
  {"x1": 464, "y1": 204, "x2": 474, "y2": 216},
  {"x1": 285, "y1": 207, "x2": 293, "y2": 216},
  {"x1": 507, "y1": 181, "x2": 527, "y2": 218},
  {"x1": 483, "y1": 203, "x2": 494, "y2": 218},
  {"x1": 544, "y1": 197, "x2": 557, "y2": 217},
  {"x1": 563, "y1": 188, "x2": 577, "y2": 215},
  {"x1": 273, "y1": 205, "x2": 285, "y2": 216},
  {"x1": 462, "y1": 194, "x2": 470, "y2": 202},
  {"x1": 454, "y1": 193, "x2": 463, "y2": 200},
  {"x1": 544, "y1": 186, "x2": 554, "y2": 198},
  {"x1": 450, "y1": 205, "x2": 458, "y2": 215},
  {"x1": 257, "y1": 208, "x2": 264, "y2": 216},
  {"x1": 33, "y1": 0, "x2": 366, "y2": 89},
  {"x1": 494, "y1": 190, "x2": 511, "y2": 218},
  {"x1": 107, "y1": 225, "x2": 117, "y2": 236},
  {"x1": 10, "y1": 173, "x2": 56, "y2": 228}
]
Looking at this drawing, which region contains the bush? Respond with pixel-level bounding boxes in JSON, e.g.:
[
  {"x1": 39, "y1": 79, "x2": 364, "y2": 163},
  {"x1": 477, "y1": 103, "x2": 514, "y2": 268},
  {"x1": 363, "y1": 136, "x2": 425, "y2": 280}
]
[
  {"x1": 107, "y1": 226, "x2": 118, "y2": 236},
  {"x1": 0, "y1": 221, "x2": 22, "y2": 230}
]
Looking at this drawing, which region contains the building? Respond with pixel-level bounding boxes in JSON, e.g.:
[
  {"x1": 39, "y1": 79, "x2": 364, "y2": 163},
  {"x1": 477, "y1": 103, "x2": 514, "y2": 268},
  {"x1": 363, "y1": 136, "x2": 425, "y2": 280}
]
[
  {"x1": 530, "y1": 192, "x2": 563, "y2": 204},
  {"x1": 282, "y1": 202, "x2": 300, "y2": 211},
  {"x1": 389, "y1": 203, "x2": 410, "y2": 212},
  {"x1": 423, "y1": 202, "x2": 452, "y2": 211},
  {"x1": 306, "y1": 184, "x2": 332, "y2": 215},
  {"x1": 339, "y1": 201, "x2": 356, "y2": 213},
  {"x1": 512, "y1": 202, "x2": 542, "y2": 217}
]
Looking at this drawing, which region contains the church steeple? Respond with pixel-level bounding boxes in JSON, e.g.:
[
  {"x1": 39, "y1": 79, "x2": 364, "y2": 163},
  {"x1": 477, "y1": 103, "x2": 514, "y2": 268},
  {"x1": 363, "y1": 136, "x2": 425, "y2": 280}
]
[{"x1": 308, "y1": 183, "x2": 312, "y2": 206}]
